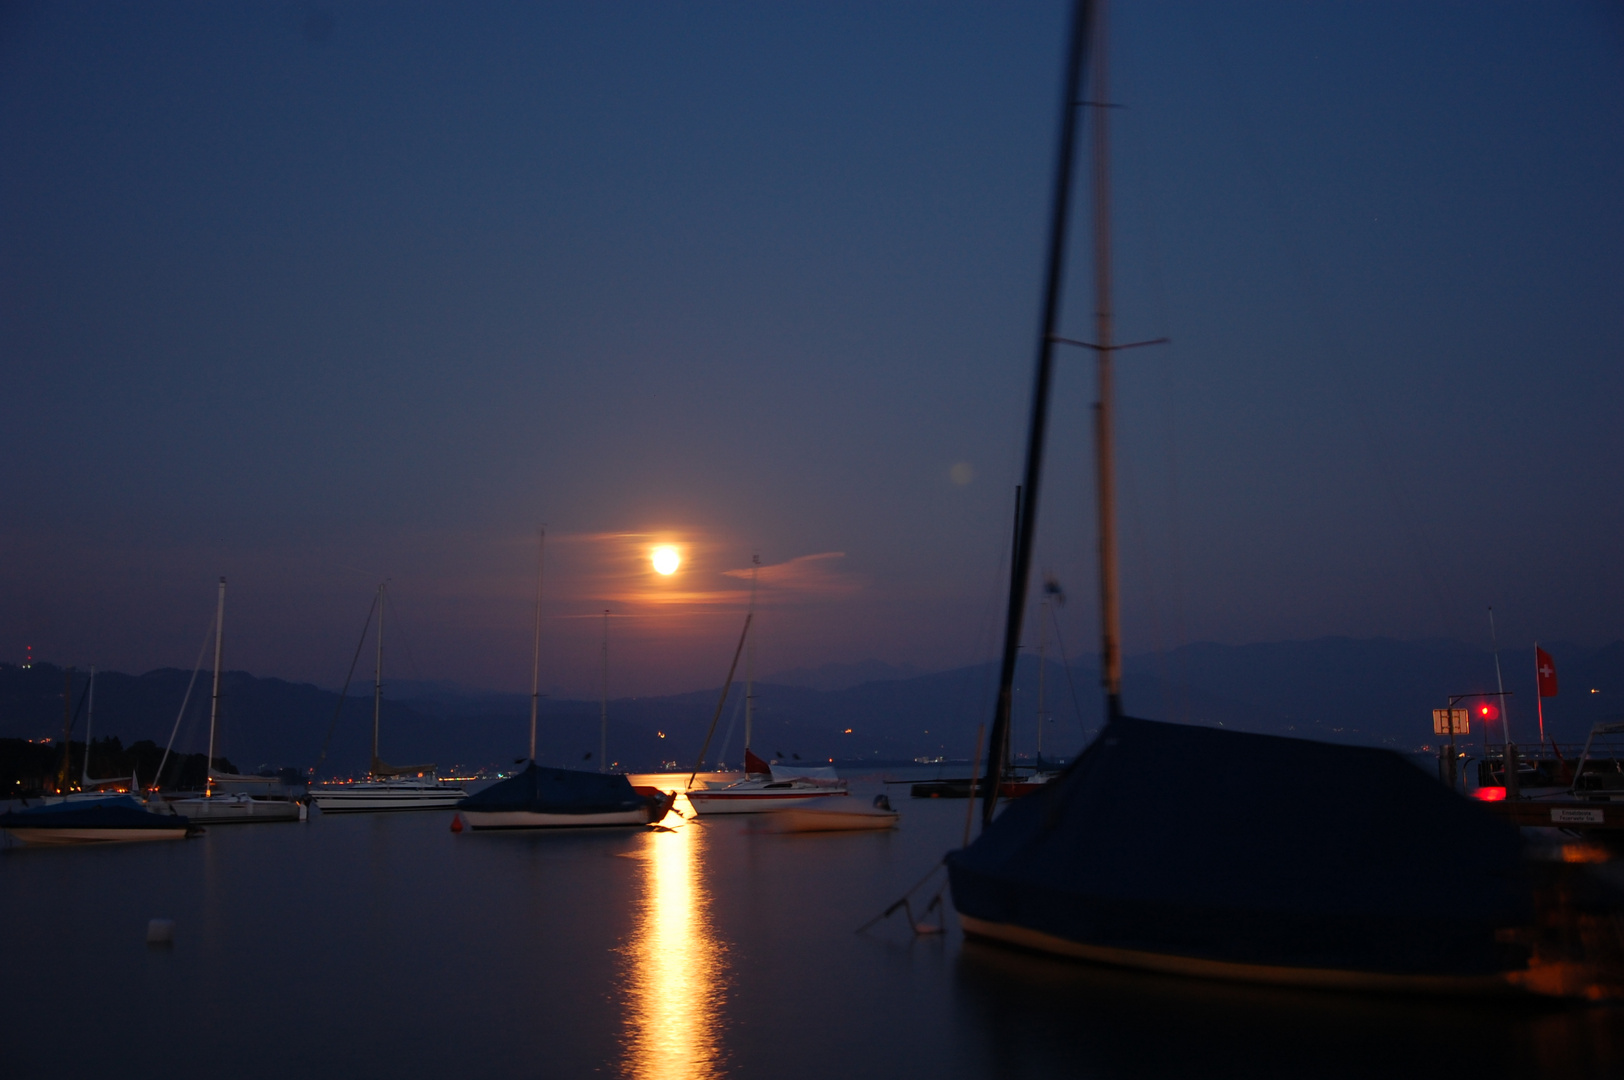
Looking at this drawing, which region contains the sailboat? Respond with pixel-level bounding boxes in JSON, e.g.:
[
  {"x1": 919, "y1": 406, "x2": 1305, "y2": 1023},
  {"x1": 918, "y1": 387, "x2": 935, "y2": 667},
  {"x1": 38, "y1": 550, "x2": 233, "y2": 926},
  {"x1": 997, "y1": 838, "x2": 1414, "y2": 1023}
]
[
  {"x1": 945, "y1": 0, "x2": 1622, "y2": 999},
  {"x1": 310, "y1": 583, "x2": 467, "y2": 813},
  {"x1": 685, "y1": 557, "x2": 850, "y2": 816},
  {"x1": 2, "y1": 670, "x2": 195, "y2": 843},
  {"x1": 455, "y1": 530, "x2": 676, "y2": 831},
  {"x1": 167, "y1": 578, "x2": 304, "y2": 824}
]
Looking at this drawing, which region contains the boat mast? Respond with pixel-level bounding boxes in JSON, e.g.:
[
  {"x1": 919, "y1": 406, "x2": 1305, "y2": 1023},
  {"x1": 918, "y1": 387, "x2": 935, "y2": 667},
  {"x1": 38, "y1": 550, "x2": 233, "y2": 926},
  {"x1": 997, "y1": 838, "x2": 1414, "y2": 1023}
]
[
  {"x1": 1090, "y1": 0, "x2": 1124, "y2": 721},
  {"x1": 1489, "y1": 607, "x2": 1516, "y2": 799},
  {"x1": 206, "y1": 576, "x2": 225, "y2": 797},
  {"x1": 81, "y1": 668, "x2": 95, "y2": 788},
  {"x1": 529, "y1": 529, "x2": 545, "y2": 763},
  {"x1": 982, "y1": 0, "x2": 1092, "y2": 827},
  {"x1": 745, "y1": 553, "x2": 759, "y2": 760},
  {"x1": 1036, "y1": 600, "x2": 1048, "y2": 765},
  {"x1": 57, "y1": 668, "x2": 74, "y2": 793},
  {"x1": 372, "y1": 582, "x2": 384, "y2": 774},
  {"x1": 599, "y1": 609, "x2": 609, "y2": 773}
]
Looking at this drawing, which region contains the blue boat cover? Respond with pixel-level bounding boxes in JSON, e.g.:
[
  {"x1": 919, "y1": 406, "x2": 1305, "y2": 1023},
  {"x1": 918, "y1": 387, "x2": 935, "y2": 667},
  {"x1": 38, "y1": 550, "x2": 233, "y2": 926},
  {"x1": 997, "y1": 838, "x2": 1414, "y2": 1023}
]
[
  {"x1": 0, "y1": 795, "x2": 188, "y2": 830},
  {"x1": 947, "y1": 717, "x2": 1532, "y2": 977},
  {"x1": 457, "y1": 763, "x2": 648, "y2": 815}
]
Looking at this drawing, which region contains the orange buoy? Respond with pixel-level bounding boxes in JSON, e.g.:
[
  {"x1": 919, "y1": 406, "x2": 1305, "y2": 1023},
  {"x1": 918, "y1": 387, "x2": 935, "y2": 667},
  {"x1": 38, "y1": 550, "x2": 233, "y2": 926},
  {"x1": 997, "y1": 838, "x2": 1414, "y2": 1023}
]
[{"x1": 450, "y1": 814, "x2": 463, "y2": 833}]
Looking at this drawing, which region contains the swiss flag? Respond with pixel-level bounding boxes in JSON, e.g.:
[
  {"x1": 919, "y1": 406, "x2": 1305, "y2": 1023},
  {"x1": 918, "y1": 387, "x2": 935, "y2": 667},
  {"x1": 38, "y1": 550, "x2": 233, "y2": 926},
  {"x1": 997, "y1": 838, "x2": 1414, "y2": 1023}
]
[{"x1": 1536, "y1": 647, "x2": 1559, "y2": 697}]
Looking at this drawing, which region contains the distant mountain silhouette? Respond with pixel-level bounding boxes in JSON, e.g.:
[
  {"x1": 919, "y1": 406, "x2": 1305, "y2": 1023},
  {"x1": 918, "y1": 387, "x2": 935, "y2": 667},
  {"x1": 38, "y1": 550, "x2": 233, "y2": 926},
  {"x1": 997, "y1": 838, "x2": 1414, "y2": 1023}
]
[
  {"x1": 761, "y1": 659, "x2": 928, "y2": 692},
  {"x1": 3, "y1": 638, "x2": 1619, "y2": 774}
]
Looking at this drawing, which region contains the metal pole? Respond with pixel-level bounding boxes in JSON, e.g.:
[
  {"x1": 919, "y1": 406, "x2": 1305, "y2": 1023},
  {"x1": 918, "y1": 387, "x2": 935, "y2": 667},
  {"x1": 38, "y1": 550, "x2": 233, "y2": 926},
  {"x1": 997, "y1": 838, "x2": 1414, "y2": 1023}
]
[
  {"x1": 206, "y1": 577, "x2": 226, "y2": 796},
  {"x1": 745, "y1": 555, "x2": 758, "y2": 761},
  {"x1": 529, "y1": 529, "x2": 545, "y2": 763},
  {"x1": 372, "y1": 582, "x2": 385, "y2": 773},
  {"x1": 982, "y1": 0, "x2": 1092, "y2": 827},
  {"x1": 1490, "y1": 607, "x2": 1517, "y2": 799},
  {"x1": 600, "y1": 610, "x2": 609, "y2": 773},
  {"x1": 1533, "y1": 641, "x2": 1545, "y2": 749},
  {"x1": 58, "y1": 668, "x2": 74, "y2": 793},
  {"x1": 1037, "y1": 597, "x2": 1048, "y2": 764},
  {"x1": 1091, "y1": 0, "x2": 1123, "y2": 720},
  {"x1": 82, "y1": 668, "x2": 95, "y2": 788}
]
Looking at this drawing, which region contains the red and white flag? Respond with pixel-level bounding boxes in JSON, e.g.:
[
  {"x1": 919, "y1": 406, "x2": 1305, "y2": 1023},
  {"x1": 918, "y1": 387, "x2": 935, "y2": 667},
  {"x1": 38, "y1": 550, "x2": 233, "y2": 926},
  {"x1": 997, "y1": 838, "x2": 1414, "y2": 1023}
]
[{"x1": 1536, "y1": 647, "x2": 1559, "y2": 697}]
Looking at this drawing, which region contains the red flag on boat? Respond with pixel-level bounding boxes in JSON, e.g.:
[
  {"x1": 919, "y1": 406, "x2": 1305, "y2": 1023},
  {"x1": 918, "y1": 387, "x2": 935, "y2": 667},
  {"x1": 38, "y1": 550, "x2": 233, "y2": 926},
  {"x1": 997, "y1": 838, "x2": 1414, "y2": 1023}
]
[{"x1": 1536, "y1": 647, "x2": 1559, "y2": 697}]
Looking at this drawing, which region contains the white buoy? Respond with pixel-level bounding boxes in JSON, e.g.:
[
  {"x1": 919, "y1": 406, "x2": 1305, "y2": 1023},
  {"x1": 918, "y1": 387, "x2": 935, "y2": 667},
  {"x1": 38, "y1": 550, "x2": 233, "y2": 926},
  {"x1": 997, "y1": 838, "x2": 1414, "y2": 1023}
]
[{"x1": 146, "y1": 918, "x2": 175, "y2": 945}]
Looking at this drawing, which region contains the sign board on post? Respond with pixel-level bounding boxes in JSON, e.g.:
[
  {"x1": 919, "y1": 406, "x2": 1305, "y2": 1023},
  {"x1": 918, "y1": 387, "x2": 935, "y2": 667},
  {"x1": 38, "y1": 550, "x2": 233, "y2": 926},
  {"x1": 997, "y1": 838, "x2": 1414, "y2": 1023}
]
[{"x1": 1432, "y1": 708, "x2": 1469, "y2": 735}]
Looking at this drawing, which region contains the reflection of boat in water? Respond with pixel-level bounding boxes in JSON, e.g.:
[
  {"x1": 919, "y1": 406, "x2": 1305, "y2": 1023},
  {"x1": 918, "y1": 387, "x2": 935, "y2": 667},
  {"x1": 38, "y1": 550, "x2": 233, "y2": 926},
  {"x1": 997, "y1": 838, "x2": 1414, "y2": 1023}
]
[
  {"x1": 0, "y1": 795, "x2": 193, "y2": 845},
  {"x1": 947, "y1": 0, "x2": 1624, "y2": 999},
  {"x1": 757, "y1": 794, "x2": 897, "y2": 833},
  {"x1": 310, "y1": 583, "x2": 466, "y2": 814},
  {"x1": 687, "y1": 751, "x2": 849, "y2": 816}
]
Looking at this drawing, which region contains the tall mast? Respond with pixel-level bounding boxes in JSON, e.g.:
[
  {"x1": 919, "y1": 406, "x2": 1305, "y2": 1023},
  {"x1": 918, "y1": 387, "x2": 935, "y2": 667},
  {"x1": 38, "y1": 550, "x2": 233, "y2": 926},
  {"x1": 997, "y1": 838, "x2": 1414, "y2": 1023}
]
[
  {"x1": 745, "y1": 554, "x2": 759, "y2": 759},
  {"x1": 58, "y1": 668, "x2": 74, "y2": 793},
  {"x1": 1490, "y1": 607, "x2": 1515, "y2": 798},
  {"x1": 81, "y1": 668, "x2": 96, "y2": 788},
  {"x1": 981, "y1": 0, "x2": 1092, "y2": 827},
  {"x1": 1036, "y1": 600, "x2": 1048, "y2": 764},
  {"x1": 599, "y1": 609, "x2": 610, "y2": 773},
  {"x1": 529, "y1": 529, "x2": 545, "y2": 763},
  {"x1": 1091, "y1": 0, "x2": 1123, "y2": 719},
  {"x1": 206, "y1": 576, "x2": 225, "y2": 796},
  {"x1": 372, "y1": 582, "x2": 385, "y2": 772}
]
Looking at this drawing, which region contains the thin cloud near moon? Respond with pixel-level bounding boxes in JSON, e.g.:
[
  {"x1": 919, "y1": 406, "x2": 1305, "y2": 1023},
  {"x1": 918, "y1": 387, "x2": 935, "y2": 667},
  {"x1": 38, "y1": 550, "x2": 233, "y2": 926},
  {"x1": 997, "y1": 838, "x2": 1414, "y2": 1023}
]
[{"x1": 722, "y1": 552, "x2": 863, "y2": 597}]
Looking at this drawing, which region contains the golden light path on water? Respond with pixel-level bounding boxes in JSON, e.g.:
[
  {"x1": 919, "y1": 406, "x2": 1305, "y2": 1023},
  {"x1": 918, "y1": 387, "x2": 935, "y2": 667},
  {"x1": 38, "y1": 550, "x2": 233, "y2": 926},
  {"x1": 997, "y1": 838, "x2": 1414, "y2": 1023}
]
[{"x1": 619, "y1": 812, "x2": 727, "y2": 1079}]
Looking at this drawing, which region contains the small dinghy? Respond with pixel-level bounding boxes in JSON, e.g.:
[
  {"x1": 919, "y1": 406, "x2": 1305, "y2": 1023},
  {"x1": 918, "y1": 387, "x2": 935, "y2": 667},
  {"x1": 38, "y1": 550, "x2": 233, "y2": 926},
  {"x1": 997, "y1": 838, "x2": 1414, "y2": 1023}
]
[
  {"x1": 758, "y1": 795, "x2": 899, "y2": 834},
  {"x1": 0, "y1": 796, "x2": 194, "y2": 846},
  {"x1": 456, "y1": 762, "x2": 675, "y2": 830}
]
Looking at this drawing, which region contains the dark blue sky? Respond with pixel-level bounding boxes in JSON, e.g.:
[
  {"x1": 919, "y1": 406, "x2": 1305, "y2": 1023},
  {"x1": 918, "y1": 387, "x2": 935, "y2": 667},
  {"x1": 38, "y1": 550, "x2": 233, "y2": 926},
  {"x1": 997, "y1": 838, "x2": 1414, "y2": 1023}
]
[{"x1": 3, "y1": 2, "x2": 1621, "y2": 697}]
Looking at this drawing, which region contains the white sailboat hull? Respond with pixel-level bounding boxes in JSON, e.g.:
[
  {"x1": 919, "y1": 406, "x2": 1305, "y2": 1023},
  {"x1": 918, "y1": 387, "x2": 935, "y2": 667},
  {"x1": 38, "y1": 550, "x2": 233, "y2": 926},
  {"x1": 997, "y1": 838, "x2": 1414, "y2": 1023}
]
[
  {"x1": 312, "y1": 783, "x2": 467, "y2": 813},
  {"x1": 166, "y1": 795, "x2": 303, "y2": 824}
]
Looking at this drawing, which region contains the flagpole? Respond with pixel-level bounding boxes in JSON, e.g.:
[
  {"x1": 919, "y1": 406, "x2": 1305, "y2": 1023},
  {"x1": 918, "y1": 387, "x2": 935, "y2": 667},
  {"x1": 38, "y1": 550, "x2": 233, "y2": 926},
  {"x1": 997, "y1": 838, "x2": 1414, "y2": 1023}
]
[
  {"x1": 1489, "y1": 607, "x2": 1516, "y2": 800},
  {"x1": 1534, "y1": 640, "x2": 1545, "y2": 748}
]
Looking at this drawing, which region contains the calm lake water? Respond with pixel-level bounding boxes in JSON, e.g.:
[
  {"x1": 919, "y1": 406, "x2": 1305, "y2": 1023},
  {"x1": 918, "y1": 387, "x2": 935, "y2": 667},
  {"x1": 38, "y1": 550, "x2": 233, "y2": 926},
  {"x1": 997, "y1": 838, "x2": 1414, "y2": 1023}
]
[{"x1": 4, "y1": 773, "x2": 1621, "y2": 1079}]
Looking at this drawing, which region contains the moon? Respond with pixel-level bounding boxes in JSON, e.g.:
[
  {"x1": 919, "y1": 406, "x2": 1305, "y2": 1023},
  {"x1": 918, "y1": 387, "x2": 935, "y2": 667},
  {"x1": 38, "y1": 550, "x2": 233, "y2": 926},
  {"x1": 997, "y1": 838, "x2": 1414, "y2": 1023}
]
[{"x1": 652, "y1": 545, "x2": 681, "y2": 576}]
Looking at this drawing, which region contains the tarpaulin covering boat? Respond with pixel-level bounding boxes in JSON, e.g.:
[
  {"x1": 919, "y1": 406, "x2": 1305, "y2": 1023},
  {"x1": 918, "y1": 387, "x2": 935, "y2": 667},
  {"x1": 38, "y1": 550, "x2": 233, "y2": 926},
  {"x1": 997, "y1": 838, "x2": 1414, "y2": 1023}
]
[
  {"x1": 455, "y1": 763, "x2": 674, "y2": 830},
  {"x1": 945, "y1": 717, "x2": 1620, "y2": 994},
  {"x1": 0, "y1": 795, "x2": 193, "y2": 845}
]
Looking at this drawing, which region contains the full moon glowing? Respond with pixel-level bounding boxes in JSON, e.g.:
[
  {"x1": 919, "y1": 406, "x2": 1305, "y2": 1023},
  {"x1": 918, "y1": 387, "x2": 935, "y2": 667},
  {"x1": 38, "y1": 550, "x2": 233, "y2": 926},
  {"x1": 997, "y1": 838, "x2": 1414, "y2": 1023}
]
[{"x1": 652, "y1": 546, "x2": 681, "y2": 576}]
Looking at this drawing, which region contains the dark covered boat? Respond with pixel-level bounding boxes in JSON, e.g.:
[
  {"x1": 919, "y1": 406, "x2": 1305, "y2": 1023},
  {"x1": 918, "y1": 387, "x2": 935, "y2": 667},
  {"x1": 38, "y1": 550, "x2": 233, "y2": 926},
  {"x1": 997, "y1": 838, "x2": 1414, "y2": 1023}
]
[
  {"x1": 943, "y1": 0, "x2": 1624, "y2": 1002},
  {"x1": 455, "y1": 763, "x2": 675, "y2": 831},
  {"x1": 948, "y1": 717, "x2": 1624, "y2": 996},
  {"x1": 0, "y1": 796, "x2": 194, "y2": 845}
]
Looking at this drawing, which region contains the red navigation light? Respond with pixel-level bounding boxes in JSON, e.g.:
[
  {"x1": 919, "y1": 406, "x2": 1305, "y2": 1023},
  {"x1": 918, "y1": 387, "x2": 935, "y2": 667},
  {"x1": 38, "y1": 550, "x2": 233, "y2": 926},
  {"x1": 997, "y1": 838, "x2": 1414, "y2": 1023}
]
[
  {"x1": 1477, "y1": 702, "x2": 1499, "y2": 721},
  {"x1": 1475, "y1": 786, "x2": 1507, "y2": 802}
]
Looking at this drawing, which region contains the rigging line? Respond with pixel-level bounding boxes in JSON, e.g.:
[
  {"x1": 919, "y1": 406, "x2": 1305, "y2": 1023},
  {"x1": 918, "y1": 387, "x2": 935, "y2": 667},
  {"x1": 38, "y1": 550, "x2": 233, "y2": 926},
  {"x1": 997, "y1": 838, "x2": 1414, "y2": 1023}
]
[
  {"x1": 1047, "y1": 601, "x2": 1090, "y2": 747},
  {"x1": 686, "y1": 612, "x2": 753, "y2": 789},
  {"x1": 380, "y1": 587, "x2": 426, "y2": 686},
  {"x1": 1114, "y1": 422, "x2": 1173, "y2": 719},
  {"x1": 311, "y1": 592, "x2": 379, "y2": 779},
  {"x1": 714, "y1": 683, "x2": 747, "y2": 771},
  {"x1": 1187, "y1": 2, "x2": 1461, "y2": 635},
  {"x1": 152, "y1": 617, "x2": 216, "y2": 791},
  {"x1": 1116, "y1": 98, "x2": 1192, "y2": 725}
]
